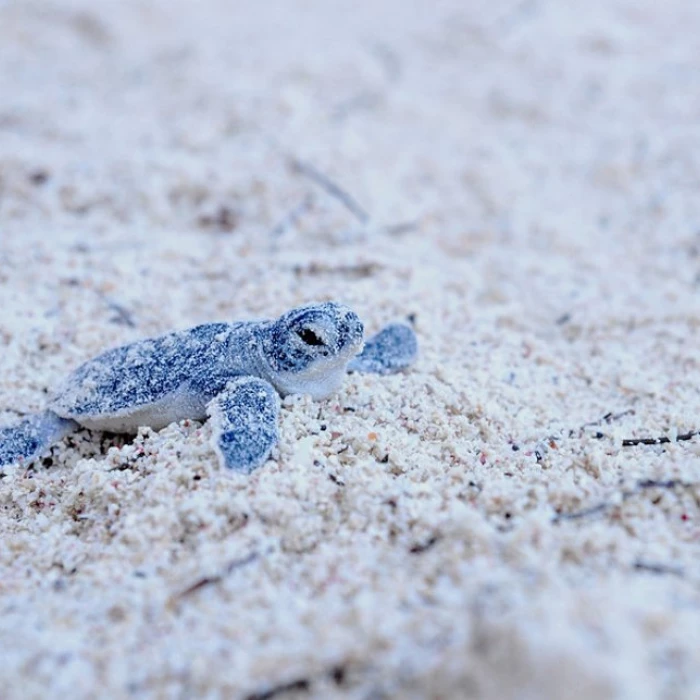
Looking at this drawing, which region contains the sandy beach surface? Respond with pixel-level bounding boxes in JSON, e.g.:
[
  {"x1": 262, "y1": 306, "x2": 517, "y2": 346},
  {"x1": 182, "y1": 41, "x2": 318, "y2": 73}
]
[{"x1": 1, "y1": 0, "x2": 700, "y2": 697}]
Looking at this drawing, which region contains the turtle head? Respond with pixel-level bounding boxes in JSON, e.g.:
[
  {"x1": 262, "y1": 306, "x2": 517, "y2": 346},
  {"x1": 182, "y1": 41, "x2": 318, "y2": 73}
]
[{"x1": 261, "y1": 302, "x2": 364, "y2": 398}]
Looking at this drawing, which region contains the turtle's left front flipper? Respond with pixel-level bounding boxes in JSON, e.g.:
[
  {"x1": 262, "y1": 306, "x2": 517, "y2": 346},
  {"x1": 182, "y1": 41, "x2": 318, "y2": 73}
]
[
  {"x1": 347, "y1": 323, "x2": 418, "y2": 375},
  {"x1": 0, "y1": 412, "x2": 77, "y2": 468},
  {"x1": 207, "y1": 377, "x2": 281, "y2": 474}
]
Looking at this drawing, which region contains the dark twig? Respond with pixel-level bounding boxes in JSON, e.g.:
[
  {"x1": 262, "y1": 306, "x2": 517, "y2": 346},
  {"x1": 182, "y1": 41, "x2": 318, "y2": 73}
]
[
  {"x1": 559, "y1": 409, "x2": 636, "y2": 442},
  {"x1": 525, "y1": 409, "x2": 636, "y2": 452},
  {"x1": 1, "y1": 408, "x2": 30, "y2": 418},
  {"x1": 197, "y1": 205, "x2": 238, "y2": 233},
  {"x1": 578, "y1": 409, "x2": 636, "y2": 434},
  {"x1": 622, "y1": 431, "x2": 698, "y2": 447},
  {"x1": 633, "y1": 560, "x2": 685, "y2": 577},
  {"x1": 245, "y1": 679, "x2": 311, "y2": 700},
  {"x1": 553, "y1": 479, "x2": 694, "y2": 523},
  {"x1": 173, "y1": 552, "x2": 258, "y2": 600},
  {"x1": 289, "y1": 158, "x2": 370, "y2": 225},
  {"x1": 244, "y1": 662, "x2": 354, "y2": 700},
  {"x1": 552, "y1": 503, "x2": 608, "y2": 523},
  {"x1": 636, "y1": 479, "x2": 683, "y2": 490},
  {"x1": 570, "y1": 410, "x2": 697, "y2": 447},
  {"x1": 531, "y1": 408, "x2": 697, "y2": 456},
  {"x1": 409, "y1": 535, "x2": 441, "y2": 554}
]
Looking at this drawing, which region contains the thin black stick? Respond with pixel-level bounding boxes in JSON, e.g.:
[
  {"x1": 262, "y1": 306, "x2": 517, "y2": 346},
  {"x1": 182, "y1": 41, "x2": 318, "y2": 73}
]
[
  {"x1": 636, "y1": 479, "x2": 683, "y2": 490},
  {"x1": 173, "y1": 552, "x2": 258, "y2": 600},
  {"x1": 409, "y1": 535, "x2": 441, "y2": 554},
  {"x1": 553, "y1": 479, "x2": 694, "y2": 523},
  {"x1": 552, "y1": 503, "x2": 608, "y2": 522},
  {"x1": 622, "y1": 431, "x2": 698, "y2": 447},
  {"x1": 570, "y1": 409, "x2": 697, "y2": 447},
  {"x1": 528, "y1": 409, "x2": 636, "y2": 449},
  {"x1": 245, "y1": 679, "x2": 311, "y2": 700},
  {"x1": 633, "y1": 560, "x2": 685, "y2": 577},
  {"x1": 289, "y1": 158, "x2": 370, "y2": 225},
  {"x1": 577, "y1": 409, "x2": 636, "y2": 435},
  {"x1": 532, "y1": 411, "x2": 697, "y2": 451}
]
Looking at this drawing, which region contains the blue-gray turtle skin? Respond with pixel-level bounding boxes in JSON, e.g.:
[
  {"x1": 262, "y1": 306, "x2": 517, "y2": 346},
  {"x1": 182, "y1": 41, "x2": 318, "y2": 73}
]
[
  {"x1": 208, "y1": 377, "x2": 281, "y2": 475},
  {"x1": 347, "y1": 323, "x2": 418, "y2": 375},
  {"x1": 50, "y1": 321, "x2": 257, "y2": 427},
  {"x1": 0, "y1": 302, "x2": 418, "y2": 473}
]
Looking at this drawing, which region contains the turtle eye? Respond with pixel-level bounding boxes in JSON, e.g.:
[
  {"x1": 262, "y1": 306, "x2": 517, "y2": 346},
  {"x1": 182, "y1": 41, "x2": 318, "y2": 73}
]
[{"x1": 297, "y1": 328, "x2": 325, "y2": 346}]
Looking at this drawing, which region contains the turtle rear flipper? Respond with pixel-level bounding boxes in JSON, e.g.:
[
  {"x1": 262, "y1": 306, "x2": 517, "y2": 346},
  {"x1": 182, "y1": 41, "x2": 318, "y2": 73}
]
[{"x1": 0, "y1": 412, "x2": 77, "y2": 468}]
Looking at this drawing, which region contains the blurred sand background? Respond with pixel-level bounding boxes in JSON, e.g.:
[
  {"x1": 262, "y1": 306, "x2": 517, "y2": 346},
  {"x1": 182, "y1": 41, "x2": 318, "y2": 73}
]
[{"x1": 1, "y1": 0, "x2": 700, "y2": 697}]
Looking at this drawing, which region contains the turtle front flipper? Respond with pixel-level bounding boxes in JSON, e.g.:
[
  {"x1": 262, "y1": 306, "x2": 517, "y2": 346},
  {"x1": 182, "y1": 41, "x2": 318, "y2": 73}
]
[
  {"x1": 0, "y1": 412, "x2": 77, "y2": 468},
  {"x1": 207, "y1": 377, "x2": 280, "y2": 474},
  {"x1": 347, "y1": 323, "x2": 418, "y2": 375}
]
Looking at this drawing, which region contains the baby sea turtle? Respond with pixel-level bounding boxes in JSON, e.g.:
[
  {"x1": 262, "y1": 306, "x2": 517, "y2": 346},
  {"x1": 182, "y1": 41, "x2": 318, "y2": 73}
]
[{"x1": 0, "y1": 302, "x2": 417, "y2": 473}]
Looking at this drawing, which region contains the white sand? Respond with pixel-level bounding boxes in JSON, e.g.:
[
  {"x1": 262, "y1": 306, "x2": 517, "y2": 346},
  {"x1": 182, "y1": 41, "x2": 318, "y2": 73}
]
[{"x1": 1, "y1": 0, "x2": 700, "y2": 697}]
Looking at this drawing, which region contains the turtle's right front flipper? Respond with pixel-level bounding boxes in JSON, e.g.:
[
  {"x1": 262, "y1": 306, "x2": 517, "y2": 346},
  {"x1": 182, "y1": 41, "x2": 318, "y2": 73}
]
[
  {"x1": 207, "y1": 377, "x2": 280, "y2": 474},
  {"x1": 347, "y1": 322, "x2": 418, "y2": 375},
  {"x1": 0, "y1": 412, "x2": 77, "y2": 468}
]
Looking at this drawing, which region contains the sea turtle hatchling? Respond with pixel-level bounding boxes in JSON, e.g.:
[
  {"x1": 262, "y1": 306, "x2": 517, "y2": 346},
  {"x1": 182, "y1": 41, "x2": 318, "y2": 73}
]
[{"x1": 0, "y1": 302, "x2": 418, "y2": 473}]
